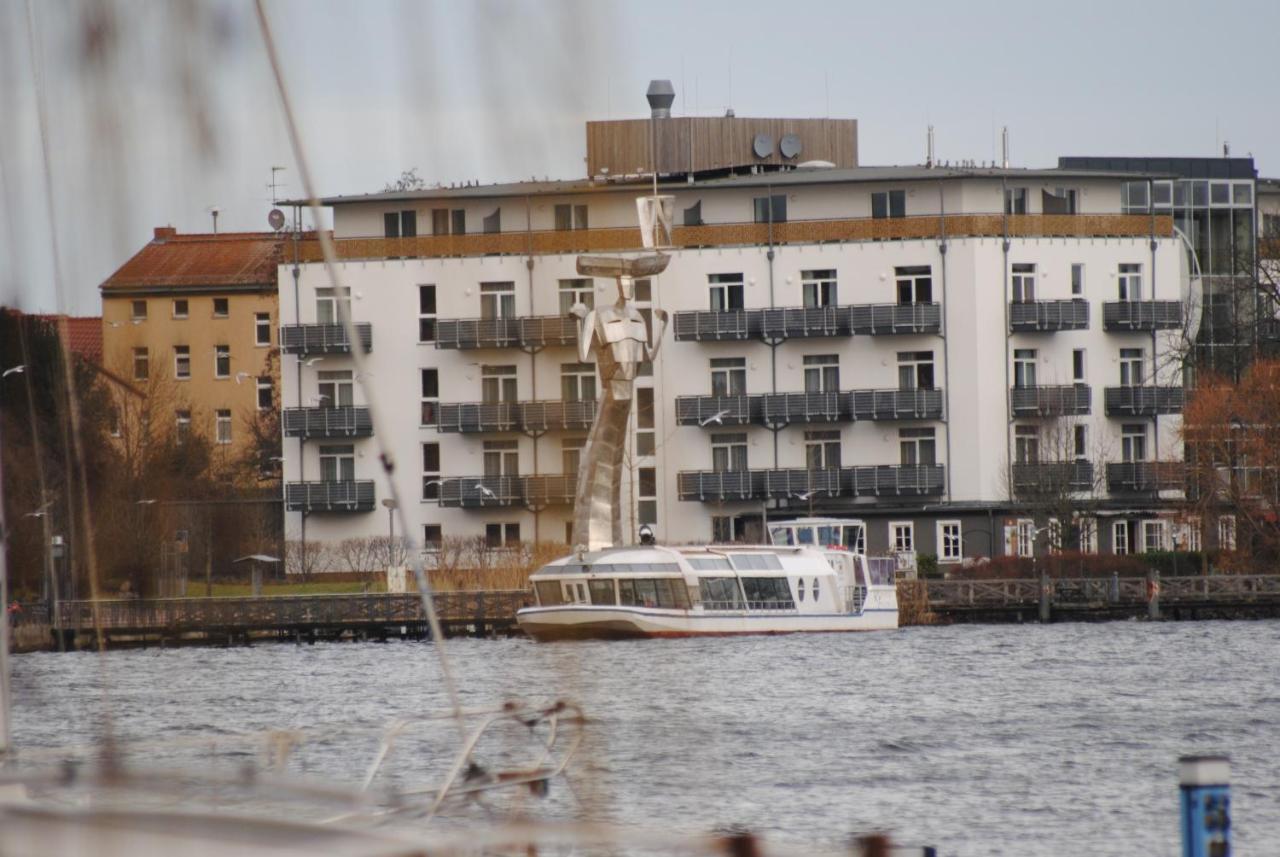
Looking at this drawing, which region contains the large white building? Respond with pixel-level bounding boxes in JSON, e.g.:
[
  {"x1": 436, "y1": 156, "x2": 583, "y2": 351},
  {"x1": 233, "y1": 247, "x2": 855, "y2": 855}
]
[{"x1": 279, "y1": 119, "x2": 1219, "y2": 566}]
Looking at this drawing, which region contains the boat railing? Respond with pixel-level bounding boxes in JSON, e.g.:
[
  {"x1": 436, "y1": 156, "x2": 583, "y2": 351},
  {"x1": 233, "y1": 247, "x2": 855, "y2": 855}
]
[
  {"x1": 742, "y1": 601, "x2": 798, "y2": 612},
  {"x1": 845, "y1": 585, "x2": 867, "y2": 614},
  {"x1": 699, "y1": 600, "x2": 746, "y2": 611}
]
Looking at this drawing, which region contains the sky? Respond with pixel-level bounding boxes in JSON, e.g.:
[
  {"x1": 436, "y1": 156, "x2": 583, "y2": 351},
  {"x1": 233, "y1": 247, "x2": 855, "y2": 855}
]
[{"x1": 2, "y1": 0, "x2": 1278, "y2": 315}]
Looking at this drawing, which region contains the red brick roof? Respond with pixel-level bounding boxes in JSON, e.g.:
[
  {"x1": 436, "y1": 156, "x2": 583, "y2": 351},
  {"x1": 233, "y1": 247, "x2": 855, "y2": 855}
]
[
  {"x1": 22, "y1": 313, "x2": 104, "y2": 364},
  {"x1": 100, "y1": 227, "x2": 316, "y2": 292}
]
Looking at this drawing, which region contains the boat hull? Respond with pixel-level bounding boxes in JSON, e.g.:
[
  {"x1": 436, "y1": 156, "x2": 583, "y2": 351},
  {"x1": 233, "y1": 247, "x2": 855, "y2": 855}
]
[{"x1": 516, "y1": 605, "x2": 897, "y2": 641}]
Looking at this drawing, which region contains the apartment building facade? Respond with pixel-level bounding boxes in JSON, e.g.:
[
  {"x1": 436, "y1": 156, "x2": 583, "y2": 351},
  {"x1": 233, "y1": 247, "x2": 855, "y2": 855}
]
[{"x1": 278, "y1": 153, "x2": 1214, "y2": 565}]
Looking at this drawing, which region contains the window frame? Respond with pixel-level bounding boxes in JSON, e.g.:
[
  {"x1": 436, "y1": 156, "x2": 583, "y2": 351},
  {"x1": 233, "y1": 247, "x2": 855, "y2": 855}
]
[
  {"x1": 254, "y1": 312, "x2": 271, "y2": 346},
  {"x1": 132, "y1": 347, "x2": 149, "y2": 381},
  {"x1": 214, "y1": 345, "x2": 231, "y2": 379},
  {"x1": 420, "y1": 368, "x2": 438, "y2": 426},
  {"x1": 890, "y1": 521, "x2": 915, "y2": 555},
  {"x1": 212, "y1": 297, "x2": 229, "y2": 318},
  {"x1": 256, "y1": 377, "x2": 273, "y2": 411},
  {"x1": 937, "y1": 520, "x2": 963, "y2": 562},
  {"x1": 214, "y1": 409, "x2": 232, "y2": 445},
  {"x1": 174, "y1": 345, "x2": 191, "y2": 380},
  {"x1": 172, "y1": 299, "x2": 189, "y2": 319},
  {"x1": 418, "y1": 285, "x2": 437, "y2": 343},
  {"x1": 422, "y1": 442, "x2": 440, "y2": 501}
]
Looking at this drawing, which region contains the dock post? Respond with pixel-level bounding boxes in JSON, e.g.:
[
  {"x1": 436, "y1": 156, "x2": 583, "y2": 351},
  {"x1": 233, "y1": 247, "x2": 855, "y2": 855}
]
[
  {"x1": 1038, "y1": 570, "x2": 1051, "y2": 623},
  {"x1": 1179, "y1": 755, "x2": 1230, "y2": 857},
  {"x1": 1147, "y1": 568, "x2": 1161, "y2": 620}
]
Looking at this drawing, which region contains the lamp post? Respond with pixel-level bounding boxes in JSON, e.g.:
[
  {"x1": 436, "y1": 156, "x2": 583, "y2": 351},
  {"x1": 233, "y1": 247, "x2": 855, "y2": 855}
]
[{"x1": 381, "y1": 498, "x2": 398, "y2": 568}]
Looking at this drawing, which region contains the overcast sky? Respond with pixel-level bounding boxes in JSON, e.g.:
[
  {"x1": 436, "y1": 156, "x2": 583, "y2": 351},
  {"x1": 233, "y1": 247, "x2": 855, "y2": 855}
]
[{"x1": 2, "y1": 0, "x2": 1277, "y2": 315}]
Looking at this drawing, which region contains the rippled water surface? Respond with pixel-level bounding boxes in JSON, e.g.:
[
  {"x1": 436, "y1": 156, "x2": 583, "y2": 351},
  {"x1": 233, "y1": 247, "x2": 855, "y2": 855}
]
[{"x1": 10, "y1": 620, "x2": 1280, "y2": 856}]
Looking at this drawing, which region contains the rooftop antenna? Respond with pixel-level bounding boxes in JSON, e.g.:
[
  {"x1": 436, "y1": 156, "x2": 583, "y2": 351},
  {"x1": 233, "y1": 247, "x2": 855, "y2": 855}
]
[
  {"x1": 268, "y1": 166, "x2": 286, "y2": 204},
  {"x1": 208, "y1": 206, "x2": 219, "y2": 234},
  {"x1": 926, "y1": 125, "x2": 935, "y2": 168},
  {"x1": 1001, "y1": 126, "x2": 1010, "y2": 169},
  {"x1": 1223, "y1": 141, "x2": 1231, "y2": 157}
]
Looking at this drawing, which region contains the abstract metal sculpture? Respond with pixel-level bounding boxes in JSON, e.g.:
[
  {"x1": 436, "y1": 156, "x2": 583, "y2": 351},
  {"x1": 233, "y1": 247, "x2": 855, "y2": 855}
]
[{"x1": 569, "y1": 252, "x2": 669, "y2": 550}]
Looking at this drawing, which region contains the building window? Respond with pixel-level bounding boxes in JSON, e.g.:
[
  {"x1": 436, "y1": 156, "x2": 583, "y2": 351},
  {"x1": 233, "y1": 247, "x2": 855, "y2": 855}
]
[
  {"x1": 1183, "y1": 518, "x2": 1202, "y2": 553},
  {"x1": 1011, "y1": 263, "x2": 1036, "y2": 303},
  {"x1": 318, "y1": 370, "x2": 354, "y2": 408},
  {"x1": 420, "y1": 368, "x2": 438, "y2": 425},
  {"x1": 1073, "y1": 424, "x2": 1088, "y2": 461},
  {"x1": 638, "y1": 466, "x2": 657, "y2": 526},
  {"x1": 479, "y1": 282, "x2": 515, "y2": 319},
  {"x1": 315, "y1": 287, "x2": 350, "y2": 324},
  {"x1": 801, "y1": 269, "x2": 837, "y2": 308},
  {"x1": 418, "y1": 285, "x2": 436, "y2": 342},
  {"x1": 709, "y1": 273, "x2": 744, "y2": 312},
  {"x1": 256, "y1": 377, "x2": 273, "y2": 410},
  {"x1": 683, "y1": 201, "x2": 703, "y2": 227},
  {"x1": 1121, "y1": 424, "x2": 1147, "y2": 462},
  {"x1": 213, "y1": 298, "x2": 229, "y2": 318},
  {"x1": 558, "y1": 278, "x2": 594, "y2": 314},
  {"x1": 485, "y1": 522, "x2": 520, "y2": 548},
  {"x1": 175, "y1": 410, "x2": 191, "y2": 445},
  {"x1": 1120, "y1": 348, "x2": 1144, "y2": 386},
  {"x1": 897, "y1": 351, "x2": 935, "y2": 390},
  {"x1": 1013, "y1": 348, "x2": 1037, "y2": 388},
  {"x1": 938, "y1": 521, "x2": 962, "y2": 562},
  {"x1": 214, "y1": 345, "x2": 230, "y2": 379},
  {"x1": 711, "y1": 516, "x2": 734, "y2": 544},
  {"x1": 561, "y1": 363, "x2": 596, "y2": 402},
  {"x1": 804, "y1": 430, "x2": 841, "y2": 469},
  {"x1": 451, "y1": 209, "x2": 466, "y2": 235},
  {"x1": 803, "y1": 354, "x2": 839, "y2": 393},
  {"x1": 1122, "y1": 182, "x2": 1149, "y2": 212},
  {"x1": 753, "y1": 195, "x2": 787, "y2": 223},
  {"x1": 710, "y1": 357, "x2": 746, "y2": 396},
  {"x1": 890, "y1": 521, "x2": 914, "y2": 554},
  {"x1": 1113, "y1": 521, "x2": 1130, "y2": 555},
  {"x1": 1218, "y1": 515, "x2": 1236, "y2": 551},
  {"x1": 132, "y1": 347, "x2": 149, "y2": 381},
  {"x1": 483, "y1": 439, "x2": 519, "y2": 477},
  {"x1": 1071, "y1": 263, "x2": 1084, "y2": 296},
  {"x1": 482, "y1": 208, "x2": 501, "y2": 234},
  {"x1": 636, "y1": 387, "x2": 655, "y2": 456},
  {"x1": 174, "y1": 345, "x2": 191, "y2": 380},
  {"x1": 1118, "y1": 263, "x2": 1143, "y2": 301},
  {"x1": 894, "y1": 266, "x2": 932, "y2": 304},
  {"x1": 900, "y1": 428, "x2": 937, "y2": 465},
  {"x1": 131, "y1": 300, "x2": 147, "y2": 320},
  {"x1": 215, "y1": 409, "x2": 232, "y2": 445},
  {"x1": 554, "y1": 204, "x2": 589, "y2": 230},
  {"x1": 319, "y1": 444, "x2": 355, "y2": 481},
  {"x1": 172, "y1": 299, "x2": 189, "y2": 318},
  {"x1": 1073, "y1": 349, "x2": 1086, "y2": 383},
  {"x1": 255, "y1": 312, "x2": 271, "y2": 346},
  {"x1": 1142, "y1": 521, "x2": 1166, "y2": 553},
  {"x1": 1004, "y1": 188, "x2": 1028, "y2": 215},
  {"x1": 422, "y1": 443, "x2": 440, "y2": 500},
  {"x1": 562, "y1": 437, "x2": 586, "y2": 473},
  {"x1": 431, "y1": 209, "x2": 449, "y2": 235},
  {"x1": 1044, "y1": 187, "x2": 1078, "y2": 214},
  {"x1": 1015, "y1": 425, "x2": 1039, "y2": 464},
  {"x1": 872, "y1": 190, "x2": 906, "y2": 219},
  {"x1": 481, "y1": 364, "x2": 518, "y2": 403},
  {"x1": 1080, "y1": 517, "x2": 1098, "y2": 554},
  {"x1": 1016, "y1": 519, "x2": 1035, "y2": 557},
  {"x1": 383, "y1": 210, "x2": 417, "y2": 238},
  {"x1": 424, "y1": 524, "x2": 443, "y2": 550},
  {"x1": 711, "y1": 433, "x2": 748, "y2": 472}
]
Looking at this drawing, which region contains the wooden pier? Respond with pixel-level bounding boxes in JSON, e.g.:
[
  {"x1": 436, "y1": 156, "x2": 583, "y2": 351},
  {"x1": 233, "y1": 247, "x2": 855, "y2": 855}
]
[
  {"x1": 922, "y1": 573, "x2": 1280, "y2": 623},
  {"x1": 39, "y1": 590, "x2": 531, "y2": 650}
]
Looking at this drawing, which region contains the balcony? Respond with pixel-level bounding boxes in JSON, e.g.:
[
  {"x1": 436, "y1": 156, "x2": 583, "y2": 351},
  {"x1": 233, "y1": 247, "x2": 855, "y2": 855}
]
[
  {"x1": 285, "y1": 480, "x2": 376, "y2": 512},
  {"x1": 437, "y1": 475, "x2": 577, "y2": 508},
  {"x1": 280, "y1": 323, "x2": 373, "y2": 355},
  {"x1": 674, "y1": 392, "x2": 848, "y2": 427},
  {"x1": 1012, "y1": 461, "x2": 1095, "y2": 494},
  {"x1": 1106, "y1": 462, "x2": 1184, "y2": 494},
  {"x1": 676, "y1": 465, "x2": 945, "y2": 501},
  {"x1": 1010, "y1": 385, "x2": 1091, "y2": 417},
  {"x1": 434, "y1": 316, "x2": 578, "y2": 350},
  {"x1": 672, "y1": 303, "x2": 940, "y2": 342},
  {"x1": 1103, "y1": 386, "x2": 1184, "y2": 416},
  {"x1": 435, "y1": 400, "x2": 597, "y2": 433},
  {"x1": 1102, "y1": 301, "x2": 1182, "y2": 331},
  {"x1": 283, "y1": 406, "x2": 373, "y2": 438},
  {"x1": 848, "y1": 388, "x2": 944, "y2": 420},
  {"x1": 1009, "y1": 300, "x2": 1089, "y2": 332}
]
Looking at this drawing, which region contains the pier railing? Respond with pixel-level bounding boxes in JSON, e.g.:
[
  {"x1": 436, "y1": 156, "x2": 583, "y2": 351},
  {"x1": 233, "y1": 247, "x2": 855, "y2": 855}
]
[{"x1": 925, "y1": 574, "x2": 1280, "y2": 609}]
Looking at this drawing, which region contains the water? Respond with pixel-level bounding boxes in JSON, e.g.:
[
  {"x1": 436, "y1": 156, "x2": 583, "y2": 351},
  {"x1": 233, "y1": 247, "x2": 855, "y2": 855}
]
[{"x1": 9, "y1": 620, "x2": 1280, "y2": 856}]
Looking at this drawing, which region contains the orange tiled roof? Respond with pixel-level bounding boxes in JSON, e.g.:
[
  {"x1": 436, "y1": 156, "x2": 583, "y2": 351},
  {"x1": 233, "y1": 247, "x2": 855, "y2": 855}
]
[
  {"x1": 23, "y1": 313, "x2": 104, "y2": 364},
  {"x1": 100, "y1": 227, "x2": 317, "y2": 292}
]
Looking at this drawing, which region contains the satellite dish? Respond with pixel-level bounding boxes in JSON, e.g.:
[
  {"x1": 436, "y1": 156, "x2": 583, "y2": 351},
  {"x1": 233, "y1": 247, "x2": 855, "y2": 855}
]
[
  {"x1": 780, "y1": 134, "x2": 802, "y2": 159},
  {"x1": 268, "y1": 208, "x2": 286, "y2": 231},
  {"x1": 753, "y1": 133, "x2": 775, "y2": 159}
]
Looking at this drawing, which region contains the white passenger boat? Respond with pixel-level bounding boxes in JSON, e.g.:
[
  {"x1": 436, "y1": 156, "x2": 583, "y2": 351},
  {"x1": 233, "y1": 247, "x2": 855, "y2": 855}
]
[{"x1": 517, "y1": 520, "x2": 898, "y2": 641}]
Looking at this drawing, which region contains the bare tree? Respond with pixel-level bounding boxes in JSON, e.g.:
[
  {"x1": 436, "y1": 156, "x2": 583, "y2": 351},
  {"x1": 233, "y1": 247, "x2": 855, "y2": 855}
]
[
  {"x1": 284, "y1": 536, "x2": 334, "y2": 579},
  {"x1": 382, "y1": 167, "x2": 427, "y2": 192},
  {"x1": 336, "y1": 536, "x2": 383, "y2": 574}
]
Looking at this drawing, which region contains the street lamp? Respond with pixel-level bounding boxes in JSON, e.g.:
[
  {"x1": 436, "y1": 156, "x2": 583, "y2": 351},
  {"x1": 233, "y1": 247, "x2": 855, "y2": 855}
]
[{"x1": 381, "y1": 498, "x2": 398, "y2": 567}]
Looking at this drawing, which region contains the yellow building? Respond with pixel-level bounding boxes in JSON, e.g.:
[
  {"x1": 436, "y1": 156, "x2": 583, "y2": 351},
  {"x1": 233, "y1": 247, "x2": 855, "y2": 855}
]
[{"x1": 99, "y1": 227, "x2": 298, "y2": 466}]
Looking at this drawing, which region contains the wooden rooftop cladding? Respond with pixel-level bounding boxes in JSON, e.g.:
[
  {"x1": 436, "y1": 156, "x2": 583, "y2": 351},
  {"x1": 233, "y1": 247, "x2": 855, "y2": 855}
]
[{"x1": 293, "y1": 214, "x2": 1175, "y2": 263}]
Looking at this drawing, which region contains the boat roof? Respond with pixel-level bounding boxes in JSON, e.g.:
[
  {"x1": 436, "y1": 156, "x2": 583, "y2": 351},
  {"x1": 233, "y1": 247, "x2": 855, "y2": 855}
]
[{"x1": 531, "y1": 543, "x2": 837, "y2": 577}]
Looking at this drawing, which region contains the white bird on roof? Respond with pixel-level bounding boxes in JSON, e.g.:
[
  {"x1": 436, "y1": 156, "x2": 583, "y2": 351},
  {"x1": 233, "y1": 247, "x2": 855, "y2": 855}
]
[{"x1": 699, "y1": 409, "x2": 731, "y2": 427}]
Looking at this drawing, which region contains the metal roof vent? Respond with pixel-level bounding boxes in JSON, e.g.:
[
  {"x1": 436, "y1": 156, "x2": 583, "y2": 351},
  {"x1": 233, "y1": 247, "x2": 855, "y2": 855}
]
[{"x1": 646, "y1": 80, "x2": 675, "y2": 118}]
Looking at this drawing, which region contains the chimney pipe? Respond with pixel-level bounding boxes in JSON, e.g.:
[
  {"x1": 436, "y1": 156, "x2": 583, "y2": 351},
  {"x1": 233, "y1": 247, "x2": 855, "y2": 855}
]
[
  {"x1": 646, "y1": 79, "x2": 675, "y2": 119},
  {"x1": 926, "y1": 125, "x2": 935, "y2": 168},
  {"x1": 211, "y1": 208, "x2": 219, "y2": 234},
  {"x1": 1001, "y1": 127, "x2": 1009, "y2": 169}
]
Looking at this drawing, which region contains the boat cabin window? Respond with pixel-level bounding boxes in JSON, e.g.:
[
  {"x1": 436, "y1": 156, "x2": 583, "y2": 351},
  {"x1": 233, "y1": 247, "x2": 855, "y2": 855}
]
[
  {"x1": 866, "y1": 557, "x2": 896, "y2": 586},
  {"x1": 812, "y1": 577, "x2": 820, "y2": 601},
  {"x1": 797, "y1": 579, "x2": 806, "y2": 601},
  {"x1": 591, "y1": 563, "x2": 681, "y2": 573},
  {"x1": 534, "y1": 581, "x2": 566, "y2": 606},
  {"x1": 687, "y1": 556, "x2": 733, "y2": 570},
  {"x1": 740, "y1": 577, "x2": 796, "y2": 609},
  {"x1": 698, "y1": 578, "x2": 744, "y2": 610},
  {"x1": 768, "y1": 526, "x2": 795, "y2": 545},
  {"x1": 619, "y1": 578, "x2": 691, "y2": 609},
  {"x1": 588, "y1": 579, "x2": 617, "y2": 606},
  {"x1": 730, "y1": 554, "x2": 783, "y2": 571}
]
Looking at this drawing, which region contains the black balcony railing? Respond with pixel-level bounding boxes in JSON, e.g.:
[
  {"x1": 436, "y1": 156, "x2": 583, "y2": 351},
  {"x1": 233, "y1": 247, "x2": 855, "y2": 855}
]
[
  {"x1": 1106, "y1": 462, "x2": 1184, "y2": 494},
  {"x1": 434, "y1": 316, "x2": 578, "y2": 350},
  {"x1": 848, "y1": 388, "x2": 944, "y2": 420},
  {"x1": 437, "y1": 475, "x2": 577, "y2": 508},
  {"x1": 282, "y1": 406, "x2": 373, "y2": 438},
  {"x1": 1010, "y1": 385, "x2": 1091, "y2": 417},
  {"x1": 1012, "y1": 461, "x2": 1095, "y2": 494},
  {"x1": 1103, "y1": 386, "x2": 1184, "y2": 416},
  {"x1": 280, "y1": 323, "x2": 373, "y2": 354},
  {"x1": 1102, "y1": 301, "x2": 1182, "y2": 331},
  {"x1": 285, "y1": 480, "x2": 376, "y2": 512},
  {"x1": 675, "y1": 388, "x2": 944, "y2": 426},
  {"x1": 436, "y1": 400, "x2": 597, "y2": 433},
  {"x1": 672, "y1": 303, "x2": 941, "y2": 341},
  {"x1": 676, "y1": 465, "x2": 945, "y2": 501},
  {"x1": 1009, "y1": 299, "x2": 1090, "y2": 332}
]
